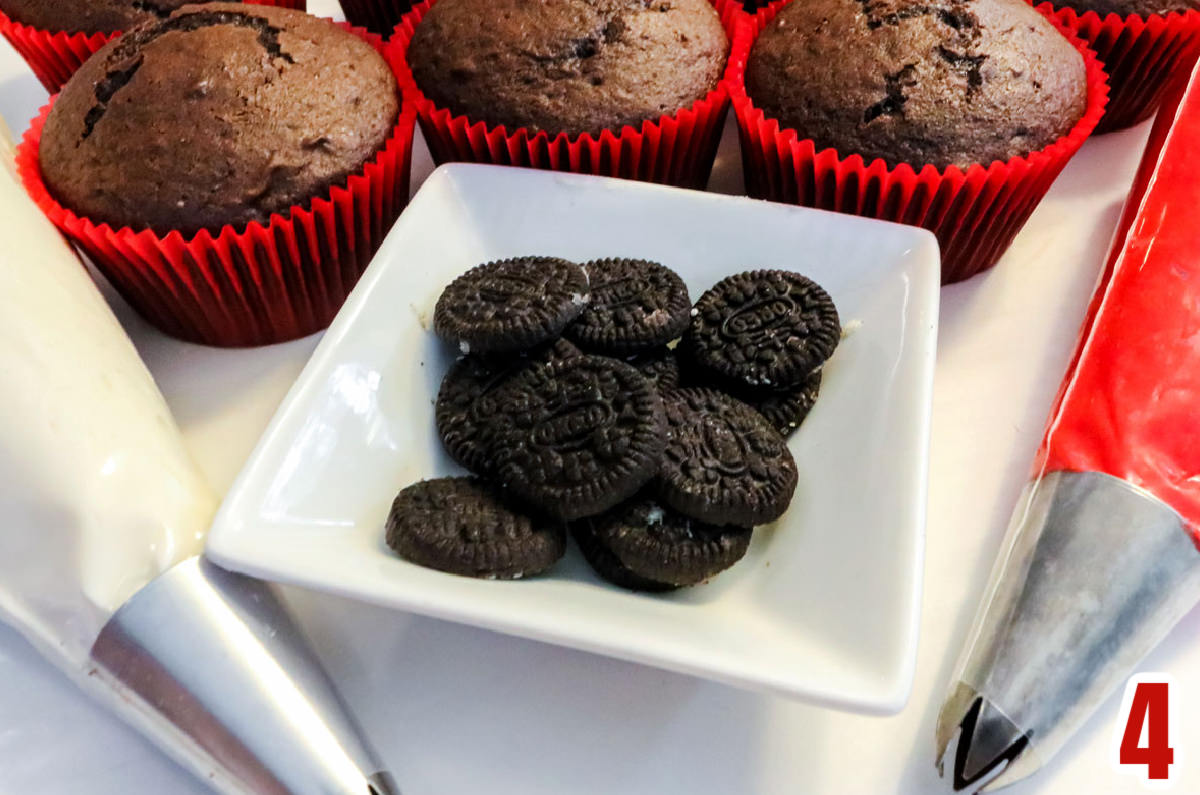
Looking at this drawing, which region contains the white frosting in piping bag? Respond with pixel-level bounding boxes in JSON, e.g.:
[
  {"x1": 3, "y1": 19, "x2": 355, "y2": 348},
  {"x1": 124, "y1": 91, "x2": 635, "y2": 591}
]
[{"x1": 0, "y1": 123, "x2": 214, "y2": 668}]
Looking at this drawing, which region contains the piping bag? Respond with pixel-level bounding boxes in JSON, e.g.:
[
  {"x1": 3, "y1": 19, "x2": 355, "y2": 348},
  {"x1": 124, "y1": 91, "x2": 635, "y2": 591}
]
[
  {"x1": 0, "y1": 122, "x2": 397, "y2": 794},
  {"x1": 935, "y1": 64, "x2": 1200, "y2": 792}
]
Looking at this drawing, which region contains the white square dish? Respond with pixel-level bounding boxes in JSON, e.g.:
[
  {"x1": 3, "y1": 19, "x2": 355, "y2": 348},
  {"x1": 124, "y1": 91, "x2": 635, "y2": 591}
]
[{"x1": 207, "y1": 164, "x2": 939, "y2": 713}]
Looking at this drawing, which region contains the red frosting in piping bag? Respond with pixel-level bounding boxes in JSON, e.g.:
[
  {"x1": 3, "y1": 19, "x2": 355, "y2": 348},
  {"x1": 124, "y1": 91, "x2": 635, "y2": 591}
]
[{"x1": 1035, "y1": 71, "x2": 1200, "y2": 542}]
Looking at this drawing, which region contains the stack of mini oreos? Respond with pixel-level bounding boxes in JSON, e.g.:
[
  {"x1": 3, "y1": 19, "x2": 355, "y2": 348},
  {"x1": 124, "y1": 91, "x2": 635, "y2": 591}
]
[{"x1": 385, "y1": 255, "x2": 842, "y2": 591}]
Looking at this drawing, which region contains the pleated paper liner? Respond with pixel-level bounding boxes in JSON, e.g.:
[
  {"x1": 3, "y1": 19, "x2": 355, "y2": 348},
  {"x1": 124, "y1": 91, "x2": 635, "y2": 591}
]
[
  {"x1": 1041, "y1": 2, "x2": 1200, "y2": 133},
  {"x1": 732, "y1": 0, "x2": 1109, "y2": 284},
  {"x1": 0, "y1": 0, "x2": 309, "y2": 95},
  {"x1": 340, "y1": 0, "x2": 416, "y2": 36},
  {"x1": 16, "y1": 23, "x2": 416, "y2": 348},
  {"x1": 387, "y1": 0, "x2": 745, "y2": 190}
]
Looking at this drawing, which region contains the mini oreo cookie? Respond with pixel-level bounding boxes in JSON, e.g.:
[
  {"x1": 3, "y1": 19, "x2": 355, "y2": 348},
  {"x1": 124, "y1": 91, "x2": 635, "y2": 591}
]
[
  {"x1": 730, "y1": 370, "x2": 823, "y2": 438},
  {"x1": 436, "y1": 339, "x2": 580, "y2": 475},
  {"x1": 686, "y1": 270, "x2": 840, "y2": 388},
  {"x1": 659, "y1": 388, "x2": 798, "y2": 526},
  {"x1": 434, "y1": 256, "x2": 590, "y2": 354},
  {"x1": 566, "y1": 258, "x2": 691, "y2": 354},
  {"x1": 572, "y1": 522, "x2": 678, "y2": 593},
  {"x1": 489, "y1": 355, "x2": 666, "y2": 521},
  {"x1": 575, "y1": 496, "x2": 752, "y2": 589},
  {"x1": 385, "y1": 477, "x2": 566, "y2": 579}
]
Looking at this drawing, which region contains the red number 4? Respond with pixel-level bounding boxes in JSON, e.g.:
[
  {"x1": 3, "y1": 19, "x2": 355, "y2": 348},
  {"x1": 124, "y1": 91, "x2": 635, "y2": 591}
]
[{"x1": 1120, "y1": 681, "x2": 1174, "y2": 780}]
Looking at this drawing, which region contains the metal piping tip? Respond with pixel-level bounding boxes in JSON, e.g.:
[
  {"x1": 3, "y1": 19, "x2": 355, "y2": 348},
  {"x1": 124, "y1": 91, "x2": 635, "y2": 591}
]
[
  {"x1": 369, "y1": 772, "x2": 401, "y2": 795},
  {"x1": 936, "y1": 684, "x2": 1032, "y2": 793},
  {"x1": 88, "y1": 556, "x2": 398, "y2": 795},
  {"x1": 953, "y1": 697, "x2": 1028, "y2": 791}
]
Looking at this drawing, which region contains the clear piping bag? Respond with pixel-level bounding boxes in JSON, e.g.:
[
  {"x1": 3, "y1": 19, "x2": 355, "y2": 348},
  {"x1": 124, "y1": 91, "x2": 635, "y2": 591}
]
[
  {"x1": 935, "y1": 66, "x2": 1200, "y2": 792},
  {"x1": 0, "y1": 121, "x2": 397, "y2": 794}
]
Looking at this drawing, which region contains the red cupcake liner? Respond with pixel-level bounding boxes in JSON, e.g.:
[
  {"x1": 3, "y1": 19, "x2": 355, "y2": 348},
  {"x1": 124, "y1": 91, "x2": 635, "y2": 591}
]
[
  {"x1": 0, "y1": 0, "x2": 308, "y2": 95},
  {"x1": 15, "y1": 22, "x2": 416, "y2": 348},
  {"x1": 732, "y1": 0, "x2": 1110, "y2": 284},
  {"x1": 386, "y1": 0, "x2": 745, "y2": 190},
  {"x1": 1041, "y1": 2, "x2": 1200, "y2": 133},
  {"x1": 340, "y1": 0, "x2": 415, "y2": 36}
]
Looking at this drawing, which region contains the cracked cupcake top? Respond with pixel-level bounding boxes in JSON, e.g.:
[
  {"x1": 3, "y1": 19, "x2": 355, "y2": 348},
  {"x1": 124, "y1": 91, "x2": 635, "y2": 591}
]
[
  {"x1": 38, "y1": 3, "x2": 398, "y2": 235},
  {"x1": 746, "y1": 0, "x2": 1087, "y2": 169},
  {"x1": 407, "y1": 0, "x2": 729, "y2": 136},
  {"x1": 0, "y1": 0, "x2": 246, "y2": 34}
]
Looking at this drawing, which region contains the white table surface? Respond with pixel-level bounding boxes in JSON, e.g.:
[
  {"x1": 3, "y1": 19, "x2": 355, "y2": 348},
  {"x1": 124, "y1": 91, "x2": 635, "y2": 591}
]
[{"x1": 2, "y1": 3, "x2": 1197, "y2": 793}]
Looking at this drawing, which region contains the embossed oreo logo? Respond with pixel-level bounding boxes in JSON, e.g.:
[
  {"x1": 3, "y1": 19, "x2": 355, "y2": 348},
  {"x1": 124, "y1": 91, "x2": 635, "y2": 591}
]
[
  {"x1": 531, "y1": 402, "x2": 615, "y2": 451},
  {"x1": 476, "y1": 273, "x2": 543, "y2": 305},
  {"x1": 721, "y1": 295, "x2": 796, "y2": 342},
  {"x1": 530, "y1": 372, "x2": 618, "y2": 451},
  {"x1": 594, "y1": 275, "x2": 656, "y2": 309},
  {"x1": 700, "y1": 416, "x2": 749, "y2": 477}
]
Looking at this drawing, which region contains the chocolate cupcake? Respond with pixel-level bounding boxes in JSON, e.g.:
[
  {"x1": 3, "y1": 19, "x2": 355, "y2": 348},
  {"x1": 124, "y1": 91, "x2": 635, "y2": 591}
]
[
  {"x1": 1, "y1": 0, "x2": 263, "y2": 35},
  {"x1": 732, "y1": 0, "x2": 1106, "y2": 283},
  {"x1": 40, "y1": 3, "x2": 398, "y2": 236},
  {"x1": 1052, "y1": 0, "x2": 1196, "y2": 16},
  {"x1": 0, "y1": 0, "x2": 306, "y2": 92},
  {"x1": 408, "y1": 0, "x2": 728, "y2": 136},
  {"x1": 19, "y1": 3, "x2": 415, "y2": 346},
  {"x1": 391, "y1": 0, "x2": 738, "y2": 188},
  {"x1": 745, "y1": 0, "x2": 1087, "y2": 170},
  {"x1": 1041, "y1": 0, "x2": 1200, "y2": 133}
]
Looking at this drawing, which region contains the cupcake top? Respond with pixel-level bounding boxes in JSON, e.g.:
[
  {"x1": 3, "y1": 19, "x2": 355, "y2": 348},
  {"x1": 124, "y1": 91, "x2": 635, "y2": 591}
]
[
  {"x1": 0, "y1": 0, "x2": 248, "y2": 35},
  {"x1": 745, "y1": 0, "x2": 1087, "y2": 170},
  {"x1": 39, "y1": 3, "x2": 398, "y2": 236},
  {"x1": 1051, "y1": 0, "x2": 1198, "y2": 16},
  {"x1": 407, "y1": 0, "x2": 729, "y2": 136}
]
